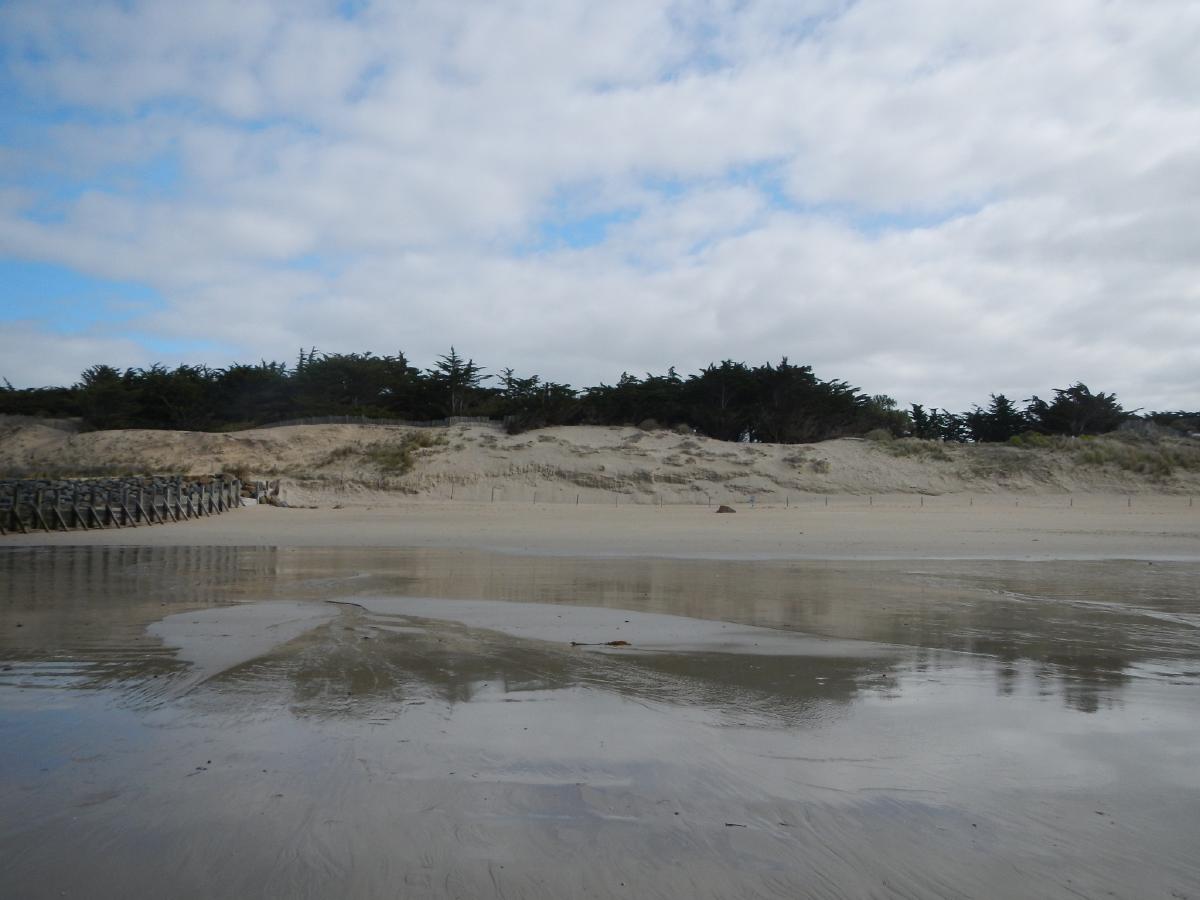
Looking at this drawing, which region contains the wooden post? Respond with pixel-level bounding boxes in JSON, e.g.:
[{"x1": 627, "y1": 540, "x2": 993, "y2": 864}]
[
  {"x1": 32, "y1": 489, "x2": 51, "y2": 532},
  {"x1": 51, "y1": 489, "x2": 69, "y2": 531},
  {"x1": 14, "y1": 495, "x2": 28, "y2": 534}
]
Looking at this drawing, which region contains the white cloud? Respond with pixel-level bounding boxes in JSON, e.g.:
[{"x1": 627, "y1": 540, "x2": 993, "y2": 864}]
[{"x1": 1, "y1": 0, "x2": 1198, "y2": 411}]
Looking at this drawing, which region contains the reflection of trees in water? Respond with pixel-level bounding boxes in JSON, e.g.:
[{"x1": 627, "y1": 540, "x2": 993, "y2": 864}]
[
  {"x1": 6, "y1": 547, "x2": 1196, "y2": 715},
  {"x1": 1035, "y1": 654, "x2": 1130, "y2": 714},
  {"x1": 323, "y1": 551, "x2": 1199, "y2": 714},
  {"x1": 979, "y1": 636, "x2": 1130, "y2": 713},
  {"x1": 204, "y1": 610, "x2": 892, "y2": 727},
  {"x1": 612, "y1": 651, "x2": 888, "y2": 724}
]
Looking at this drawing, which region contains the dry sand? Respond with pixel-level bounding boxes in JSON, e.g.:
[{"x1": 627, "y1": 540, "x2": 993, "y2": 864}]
[
  {"x1": 5, "y1": 495, "x2": 1199, "y2": 560},
  {"x1": 3, "y1": 416, "x2": 1198, "y2": 559}
]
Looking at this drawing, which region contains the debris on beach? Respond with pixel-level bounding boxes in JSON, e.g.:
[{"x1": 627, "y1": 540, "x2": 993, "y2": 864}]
[
  {"x1": 716, "y1": 504, "x2": 736, "y2": 513},
  {"x1": 569, "y1": 639, "x2": 631, "y2": 647}
]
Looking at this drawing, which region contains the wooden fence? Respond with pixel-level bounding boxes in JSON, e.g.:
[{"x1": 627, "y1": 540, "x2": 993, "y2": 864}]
[{"x1": 0, "y1": 476, "x2": 243, "y2": 536}]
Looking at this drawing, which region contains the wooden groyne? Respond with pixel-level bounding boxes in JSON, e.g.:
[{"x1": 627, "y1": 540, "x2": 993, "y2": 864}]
[{"x1": 0, "y1": 476, "x2": 243, "y2": 536}]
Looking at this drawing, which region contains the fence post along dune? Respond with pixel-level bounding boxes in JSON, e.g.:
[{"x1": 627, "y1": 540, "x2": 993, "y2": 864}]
[{"x1": 0, "y1": 475, "x2": 243, "y2": 535}]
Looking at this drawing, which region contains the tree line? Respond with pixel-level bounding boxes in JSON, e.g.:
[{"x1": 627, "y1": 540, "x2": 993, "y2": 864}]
[{"x1": 1, "y1": 347, "x2": 1194, "y2": 443}]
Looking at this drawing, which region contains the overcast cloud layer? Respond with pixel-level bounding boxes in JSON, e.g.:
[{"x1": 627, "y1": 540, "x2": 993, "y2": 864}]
[{"x1": 1, "y1": 0, "x2": 1197, "y2": 411}]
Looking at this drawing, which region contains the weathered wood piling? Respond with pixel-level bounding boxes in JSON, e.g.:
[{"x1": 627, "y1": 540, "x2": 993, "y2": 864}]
[{"x1": 0, "y1": 476, "x2": 243, "y2": 536}]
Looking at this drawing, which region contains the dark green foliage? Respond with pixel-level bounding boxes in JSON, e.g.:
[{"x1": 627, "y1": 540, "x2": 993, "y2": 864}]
[
  {"x1": 682, "y1": 361, "x2": 755, "y2": 441},
  {"x1": 1025, "y1": 383, "x2": 1130, "y2": 437},
  {"x1": 0, "y1": 352, "x2": 1147, "y2": 448},
  {"x1": 428, "y1": 347, "x2": 488, "y2": 417},
  {"x1": 214, "y1": 362, "x2": 292, "y2": 425},
  {"x1": 745, "y1": 358, "x2": 864, "y2": 443},
  {"x1": 964, "y1": 394, "x2": 1029, "y2": 443},
  {"x1": 584, "y1": 369, "x2": 687, "y2": 431},
  {"x1": 496, "y1": 368, "x2": 580, "y2": 433},
  {"x1": 293, "y1": 351, "x2": 424, "y2": 417},
  {"x1": 858, "y1": 394, "x2": 910, "y2": 437},
  {"x1": 0, "y1": 380, "x2": 76, "y2": 419},
  {"x1": 909, "y1": 404, "x2": 967, "y2": 442}
]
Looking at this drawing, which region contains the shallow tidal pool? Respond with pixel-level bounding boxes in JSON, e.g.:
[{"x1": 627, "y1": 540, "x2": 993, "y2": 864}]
[{"x1": 2, "y1": 546, "x2": 1199, "y2": 899}]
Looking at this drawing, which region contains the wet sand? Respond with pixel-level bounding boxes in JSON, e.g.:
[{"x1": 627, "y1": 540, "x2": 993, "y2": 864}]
[{"x1": 2, "y1": 546, "x2": 1199, "y2": 899}]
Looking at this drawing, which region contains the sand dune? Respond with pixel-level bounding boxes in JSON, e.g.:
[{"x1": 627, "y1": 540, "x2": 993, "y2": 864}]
[{"x1": 3, "y1": 418, "x2": 1200, "y2": 510}]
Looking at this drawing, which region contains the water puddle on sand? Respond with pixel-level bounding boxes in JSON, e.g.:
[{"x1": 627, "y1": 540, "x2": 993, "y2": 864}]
[{"x1": 2, "y1": 546, "x2": 1199, "y2": 899}]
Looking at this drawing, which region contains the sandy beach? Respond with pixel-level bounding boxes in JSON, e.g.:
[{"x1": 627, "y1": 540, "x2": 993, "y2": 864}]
[
  {"x1": 4, "y1": 424, "x2": 1200, "y2": 899},
  {"x1": 5, "y1": 493, "x2": 1199, "y2": 560}
]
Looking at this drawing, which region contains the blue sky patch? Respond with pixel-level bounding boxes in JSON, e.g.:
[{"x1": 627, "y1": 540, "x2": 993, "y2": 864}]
[{"x1": 0, "y1": 259, "x2": 163, "y2": 334}]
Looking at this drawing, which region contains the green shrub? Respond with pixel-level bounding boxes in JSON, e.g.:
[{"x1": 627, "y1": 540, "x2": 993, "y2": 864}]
[{"x1": 364, "y1": 431, "x2": 446, "y2": 475}]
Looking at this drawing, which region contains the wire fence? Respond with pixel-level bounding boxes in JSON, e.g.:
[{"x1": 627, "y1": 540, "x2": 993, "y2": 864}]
[
  {"x1": 301, "y1": 480, "x2": 1199, "y2": 512},
  {"x1": 247, "y1": 415, "x2": 500, "y2": 430}
]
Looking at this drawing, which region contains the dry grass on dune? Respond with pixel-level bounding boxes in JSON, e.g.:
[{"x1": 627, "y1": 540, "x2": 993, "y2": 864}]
[{"x1": 2, "y1": 417, "x2": 1199, "y2": 507}]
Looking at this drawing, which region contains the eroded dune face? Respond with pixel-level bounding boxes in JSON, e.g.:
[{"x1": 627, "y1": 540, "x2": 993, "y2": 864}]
[
  {"x1": 3, "y1": 419, "x2": 1200, "y2": 507},
  {"x1": 2, "y1": 546, "x2": 1200, "y2": 899}
]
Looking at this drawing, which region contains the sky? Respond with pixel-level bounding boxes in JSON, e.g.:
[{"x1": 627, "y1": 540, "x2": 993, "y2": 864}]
[{"x1": 1, "y1": 0, "x2": 1197, "y2": 412}]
